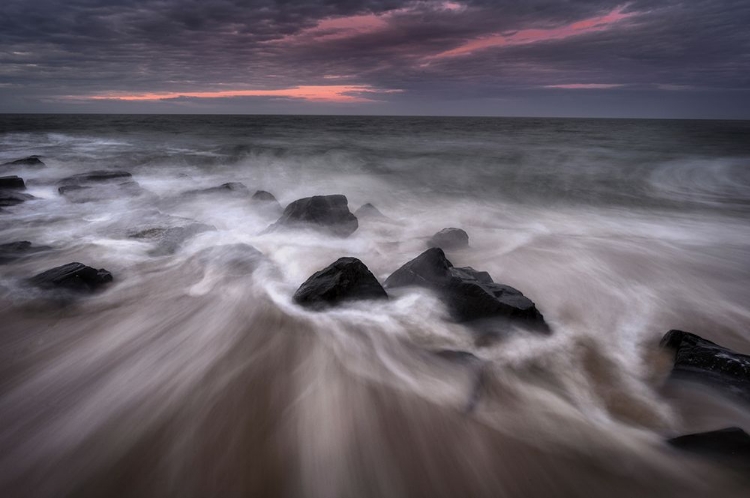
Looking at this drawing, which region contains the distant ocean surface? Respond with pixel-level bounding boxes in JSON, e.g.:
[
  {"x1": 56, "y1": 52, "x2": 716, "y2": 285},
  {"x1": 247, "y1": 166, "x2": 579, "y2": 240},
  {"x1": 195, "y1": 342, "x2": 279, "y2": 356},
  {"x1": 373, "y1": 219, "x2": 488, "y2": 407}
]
[{"x1": 1, "y1": 114, "x2": 750, "y2": 497}]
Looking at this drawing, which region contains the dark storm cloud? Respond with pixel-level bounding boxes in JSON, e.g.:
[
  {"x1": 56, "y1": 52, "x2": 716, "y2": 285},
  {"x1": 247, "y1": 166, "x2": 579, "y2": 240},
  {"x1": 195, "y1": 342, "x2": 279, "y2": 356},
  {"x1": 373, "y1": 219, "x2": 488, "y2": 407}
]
[{"x1": 0, "y1": 0, "x2": 748, "y2": 117}]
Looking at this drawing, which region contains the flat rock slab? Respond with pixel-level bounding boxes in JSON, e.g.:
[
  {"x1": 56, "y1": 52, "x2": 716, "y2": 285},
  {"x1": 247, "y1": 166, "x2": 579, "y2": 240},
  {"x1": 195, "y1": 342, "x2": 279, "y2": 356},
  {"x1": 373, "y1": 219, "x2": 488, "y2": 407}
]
[
  {"x1": 660, "y1": 330, "x2": 750, "y2": 402},
  {"x1": 185, "y1": 182, "x2": 250, "y2": 196},
  {"x1": 58, "y1": 170, "x2": 133, "y2": 187},
  {"x1": 668, "y1": 427, "x2": 750, "y2": 468},
  {"x1": 58, "y1": 181, "x2": 144, "y2": 203},
  {"x1": 293, "y1": 257, "x2": 387, "y2": 309},
  {"x1": 0, "y1": 191, "x2": 35, "y2": 207},
  {"x1": 0, "y1": 241, "x2": 52, "y2": 264},
  {"x1": 429, "y1": 228, "x2": 469, "y2": 250},
  {"x1": 268, "y1": 194, "x2": 358, "y2": 237},
  {"x1": 3, "y1": 156, "x2": 44, "y2": 167},
  {"x1": 29, "y1": 262, "x2": 113, "y2": 293},
  {"x1": 385, "y1": 247, "x2": 548, "y2": 332},
  {"x1": 0, "y1": 176, "x2": 26, "y2": 190}
]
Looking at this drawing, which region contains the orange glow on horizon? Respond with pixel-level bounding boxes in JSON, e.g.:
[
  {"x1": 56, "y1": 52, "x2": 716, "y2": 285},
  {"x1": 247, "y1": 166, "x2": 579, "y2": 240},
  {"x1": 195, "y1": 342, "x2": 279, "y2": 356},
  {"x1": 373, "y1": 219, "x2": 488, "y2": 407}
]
[
  {"x1": 433, "y1": 5, "x2": 636, "y2": 59},
  {"x1": 81, "y1": 85, "x2": 399, "y2": 103}
]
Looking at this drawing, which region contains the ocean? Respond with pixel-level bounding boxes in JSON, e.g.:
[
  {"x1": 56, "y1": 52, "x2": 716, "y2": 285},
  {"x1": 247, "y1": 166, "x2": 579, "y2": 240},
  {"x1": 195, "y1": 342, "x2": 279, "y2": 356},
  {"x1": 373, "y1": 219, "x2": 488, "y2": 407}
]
[{"x1": 1, "y1": 114, "x2": 750, "y2": 497}]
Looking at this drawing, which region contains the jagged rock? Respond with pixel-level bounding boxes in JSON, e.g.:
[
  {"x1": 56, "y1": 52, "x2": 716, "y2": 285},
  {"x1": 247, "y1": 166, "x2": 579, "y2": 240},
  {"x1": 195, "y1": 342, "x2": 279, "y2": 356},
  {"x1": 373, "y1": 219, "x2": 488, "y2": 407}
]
[
  {"x1": 0, "y1": 241, "x2": 52, "y2": 264},
  {"x1": 429, "y1": 228, "x2": 469, "y2": 250},
  {"x1": 267, "y1": 194, "x2": 358, "y2": 237},
  {"x1": 186, "y1": 182, "x2": 250, "y2": 196},
  {"x1": 668, "y1": 427, "x2": 750, "y2": 467},
  {"x1": 0, "y1": 176, "x2": 25, "y2": 190},
  {"x1": 354, "y1": 203, "x2": 386, "y2": 219},
  {"x1": 29, "y1": 262, "x2": 113, "y2": 293},
  {"x1": 3, "y1": 156, "x2": 44, "y2": 167},
  {"x1": 130, "y1": 223, "x2": 215, "y2": 256},
  {"x1": 293, "y1": 257, "x2": 387, "y2": 309},
  {"x1": 660, "y1": 330, "x2": 750, "y2": 401},
  {"x1": 385, "y1": 247, "x2": 548, "y2": 331}
]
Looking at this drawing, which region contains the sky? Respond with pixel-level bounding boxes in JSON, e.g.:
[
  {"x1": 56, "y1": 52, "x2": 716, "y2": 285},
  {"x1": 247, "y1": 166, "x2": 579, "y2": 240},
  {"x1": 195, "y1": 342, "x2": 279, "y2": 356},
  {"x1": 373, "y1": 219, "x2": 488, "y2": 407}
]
[{"x1": 0, "y1": 0, "x2": 748, "y2": 118}]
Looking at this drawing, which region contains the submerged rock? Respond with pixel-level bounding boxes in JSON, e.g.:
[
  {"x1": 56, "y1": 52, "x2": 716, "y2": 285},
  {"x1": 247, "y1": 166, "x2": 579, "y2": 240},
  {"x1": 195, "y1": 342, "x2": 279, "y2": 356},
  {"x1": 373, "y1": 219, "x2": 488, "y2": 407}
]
[
  {"x1": 432, "y1": 349, "x2": 485, "y2": 412},
  {"x1": 252, "y1": 190, "x2": 277, "y2": 203},
  {"x1": 0, "y1": 176, "x2": 26, "y2": 190},
  {"x1": 186, "y1": 182, "x2": 250, "y2": 196},
  {"x1": 354, "y1": 203, "x2": 386, "y2": 219},
  {"x1": 660, "y1": 329, "x2": 750, "y2": 401},
  {"x1": 0, "y1": 241, "x2": 52, "y2": 264},
  {"x1": 0, "y1": 191, "x2": 34, "y2": 206},
  {"x1": 57, "y1": 170, "x2": 143, "y2": 202},
  {"x1": 385, "y1": 247, "x2": 548, "y2": 331},
  {"x1": 130, "y1": 223, "x2": 215, "y2": 256},
  {"x1": 429, "y1": 228, "x2": 469, "y2": 250},
  {"x1": 668, "y1": 427, "x2": 750, "y2": 467},
  {"x1": 267, "y1": 194, "x2": 358, "y2": 237},
  {"x1": 58, "y1": 170, "x2": 133, "y2": 186},
  {"x1": 3, "y1": 156, "x2": 44, "y2": 167},
  {"x1": 29, "y1": 262, "x2": 113, "y2": 293},
  {"x1": 293, "y1": 257, "x2": 387, "y2": 309}
]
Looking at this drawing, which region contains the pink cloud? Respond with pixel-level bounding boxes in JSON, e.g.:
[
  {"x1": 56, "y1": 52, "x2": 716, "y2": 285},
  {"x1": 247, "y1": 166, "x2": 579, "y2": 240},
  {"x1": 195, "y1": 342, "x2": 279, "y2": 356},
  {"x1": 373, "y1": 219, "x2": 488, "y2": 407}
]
[
  {"x1": 545, "y1": 83, "x2": 626, "y2": 89},
  {"x1": 433, "y1": 4, "x2": 637, "y2": 59},
  {"x1": 78, "y1": 85, "x2": 400, "y2": 103}
]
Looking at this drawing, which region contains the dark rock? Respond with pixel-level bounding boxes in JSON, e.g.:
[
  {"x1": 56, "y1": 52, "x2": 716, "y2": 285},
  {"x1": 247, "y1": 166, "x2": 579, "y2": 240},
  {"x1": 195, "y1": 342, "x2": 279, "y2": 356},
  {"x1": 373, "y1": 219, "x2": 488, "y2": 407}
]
[
  {"x1": 0, "y1": 191, "x2": 34, "y2": 206},
  {"x1": 59, "y1": 180, "x2": 144, "y2": 202},
  {"x1": 0, "y1": 241, "x2": 52, "y2": 264},
  {"x1": 252, "y1": 190, "x2": 277, "y2": 203},
  {"x1": 3, "y1": 156, "x2": 44, "y2": 167},
  {"x1": 29, "y1": 262, "x2": 113, "y2": 293},
  {"x1": 186, "y1": 182, "x2": 250, "y2": 196},
  {"x1": 293, "y1": 257, "x2": 387, "y2": 309},
  {"x1": 429, "y1": 228, "x2": 469, "y2": 250},
  {"x1": 267, "y1": 194, "x2": 358, "y2": 237},
  {"x1": 0, "y1": 176, "x2": 25, "y2": 190},
  {"x1": 58, "y1": 170, "x2": 132, "y2": 187},
  {"x1": 354, "y1": 203, "x2": 386, "y2": 219},
  {"x1": 130, "y1": 223, "x2": 215, "y2": 256},
  {"x1": 433, "y1": 349, "x2": 485, "y2": 412},
  {"x1": 660, "y1": 330, "x2": 750, "y2": 401},
  {"x1": 668, "y1": 427, "x2": 750, "y2": 467},
  {"x1": 385, "y1": 248, "x2": 548, "y2": 331}
]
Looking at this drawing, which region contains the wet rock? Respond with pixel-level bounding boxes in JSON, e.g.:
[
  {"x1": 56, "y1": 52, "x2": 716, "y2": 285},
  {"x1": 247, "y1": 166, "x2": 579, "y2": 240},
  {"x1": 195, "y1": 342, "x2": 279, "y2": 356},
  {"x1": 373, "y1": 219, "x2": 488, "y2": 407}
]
[
  {"x1": 29, "y1": 262, "x2": 113, "y2": 293},
  {"x1": 0, "y1": 241, "x2": 52, "y2": 264},
  {"x1": 3, "y1": 156, "x2": 44, "y2": 167},
  {"x1": 0, "y1": 191, "x2": 35, "y2": 206},
  {"x1": 429, "y1": 227, "x2": 469, "y2": 250},
  {"x1": 660, "y1": 330, "x2": 750, "y2": 401},
  {"x1": 385, "y1": 247, "x2": 548, "y2": 331},
  {"x1": 0, "y1": 176, "x2": 25, "y2": 190},
  {"x1": 252, "y1": 190, "x2": 282, "y2": 212},
  {"x1": 186, "y1": 182, "x2": 250, "y2": 196},
  {"x1": 58, "y1": 181, "x2": 144, "y2": 203},
  {"x1": 130, "y1": 223, "x2": 215, "y2": 256},
  {"x1": 433, "y1": 349, "x2": 485, "y2": 412},
  {"x1": 354, "y1": 203, "x2": 386, "y2": 219},
  {"x1": 267, "y1": 194, "x2": 358, "y2": 237},
  {"x1": 293, "y1": 257, "x2": 387, "y2": 309},
  {"x1": 668, "y1": 427, "x2": 750, "y2": 467},
  {"x1": 58, "y1": 170, "x2": 133, "y2": 187}
]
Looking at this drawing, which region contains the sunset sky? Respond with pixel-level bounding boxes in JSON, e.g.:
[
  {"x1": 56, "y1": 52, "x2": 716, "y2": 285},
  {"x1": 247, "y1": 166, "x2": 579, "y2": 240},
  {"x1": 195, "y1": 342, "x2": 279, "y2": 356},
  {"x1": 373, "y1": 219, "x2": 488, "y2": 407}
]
[{"x1": 1, "y1": 0, "x2": 748, "y2": 117}]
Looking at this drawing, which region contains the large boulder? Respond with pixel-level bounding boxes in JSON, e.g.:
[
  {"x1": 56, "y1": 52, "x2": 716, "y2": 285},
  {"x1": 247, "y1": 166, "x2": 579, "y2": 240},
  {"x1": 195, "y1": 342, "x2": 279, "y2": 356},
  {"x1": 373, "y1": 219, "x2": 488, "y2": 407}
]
[
  {"x1": 0, "y1": 241, "x2": 51, "y2": 264},
  {"x1": 660, "y1": 330, "x2": 750, "y2": 401},
  {"x1": 29, "y1": 262, "x2": 113, "y2": 293},
  {"x1": 293, "y1": 257, "x2": 387, "y2": 309},
  {"x1": 0, "y1": 176, "x2": 25, "y2": 190},
  {"x1": 385, "y1": 248, "x2": 548, "y2": 331},
  {"x1": 429, "y1": 228, "x2": 469, "y2": 250},
  {"x1": 668, "y1": 427, "x2": 750, "y2": 467},
  {"x1": 3, "y1": 156, "x2": 44, "y2": 167},
  {"x1": 268, "y1": 194, "x2": 358, "y2": 237}
]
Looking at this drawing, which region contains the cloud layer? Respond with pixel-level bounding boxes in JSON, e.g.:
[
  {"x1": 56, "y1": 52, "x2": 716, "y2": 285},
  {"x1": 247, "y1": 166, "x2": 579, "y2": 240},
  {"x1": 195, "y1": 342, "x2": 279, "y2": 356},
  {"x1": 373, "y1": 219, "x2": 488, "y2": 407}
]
[{"x1": 1, "y1": 0, "x2": 748, "y2": 117}]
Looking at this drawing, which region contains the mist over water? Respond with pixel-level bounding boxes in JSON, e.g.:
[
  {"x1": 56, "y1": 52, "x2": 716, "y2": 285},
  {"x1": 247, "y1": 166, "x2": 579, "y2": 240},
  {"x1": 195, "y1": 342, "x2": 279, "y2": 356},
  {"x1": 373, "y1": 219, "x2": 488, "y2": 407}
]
[{"x1": 1, "y1": 115, "x2": 750, "y2": 497}]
